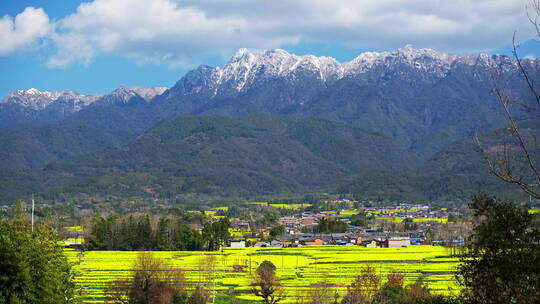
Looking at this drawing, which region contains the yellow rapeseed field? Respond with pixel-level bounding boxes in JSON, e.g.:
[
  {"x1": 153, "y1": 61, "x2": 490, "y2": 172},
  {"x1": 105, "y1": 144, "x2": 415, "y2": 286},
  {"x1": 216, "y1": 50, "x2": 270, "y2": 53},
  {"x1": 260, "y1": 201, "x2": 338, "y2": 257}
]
[{"x1": 66, "y1": 245, "x2": 460, "y2": 303}]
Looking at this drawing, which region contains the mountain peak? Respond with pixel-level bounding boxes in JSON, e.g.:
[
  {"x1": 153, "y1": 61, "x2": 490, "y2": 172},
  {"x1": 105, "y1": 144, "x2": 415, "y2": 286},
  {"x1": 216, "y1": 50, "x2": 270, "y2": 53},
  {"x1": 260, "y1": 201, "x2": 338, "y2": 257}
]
[
  {"x1": 230, "y1": 48, "x2": 264, "y2": 63},
  {"x1": 215, "y1": 48, "x2": 344, "y2": 91},
  {"x1": 217, "y1": 45, "x2": 465, "y2": 91},
  {"x1": 103, "y1": 85, "x2": 168, "y2": 104},
  {"x1": 130, "y1": 86, "x2": 167, "y2": 101},
  {"x1": 2, "y1": 88, "x2": 67, "y2": 110},
  {"x1": 264, "y1": 48, "x2": 290, "y2": 57},
  {"x1": 25, "y1": 88, "x2": 41, "y2": 95},
  {"x1": 396, "y1": 44, "x2": 420, "y2": 57},
  {"x1": 395, "y1": 44, "x2": 457, "y2": 64},
  {"x1": 111, "y1": 85, "x2": 132, "y2": 94},
  {"x1": 107, "y1": 86, "x2": 137, "y2": 102}
]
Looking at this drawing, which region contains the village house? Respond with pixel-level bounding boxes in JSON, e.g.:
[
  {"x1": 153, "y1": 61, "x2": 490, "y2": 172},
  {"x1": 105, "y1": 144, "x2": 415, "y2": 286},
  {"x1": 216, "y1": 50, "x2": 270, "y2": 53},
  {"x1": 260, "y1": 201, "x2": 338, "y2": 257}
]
[
  {"x1": 385, "y1": 237, "x2": 411, "y2": 248},
  {"x1": 230, "y1": 240, "x2": 246, "y2": 248},
  {"x1": 303, "y1": 238, "x2": 324, "y2": 246},
  {"x1": 231, "y1": 220, "x2": 251, "y2": 231},
  {"x1": 279, "y1": 216, "x2": 300, "y2": 227}
]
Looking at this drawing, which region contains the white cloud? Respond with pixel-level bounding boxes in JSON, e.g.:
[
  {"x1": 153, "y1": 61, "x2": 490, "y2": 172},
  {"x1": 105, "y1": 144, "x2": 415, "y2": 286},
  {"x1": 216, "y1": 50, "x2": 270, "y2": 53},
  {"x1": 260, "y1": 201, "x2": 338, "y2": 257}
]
[
  {"x1": 179, "y1": 0, "x2": 533, "y2": 52},
  {"x1": 3, "y1": 0, "x2": 537, "y2": 67},
  {"x1": 48, "y1": 0, "x2": 298, "y2": 67},
  {"x1": 0, "y1": 7, "x2": 51, "y2": 55}
]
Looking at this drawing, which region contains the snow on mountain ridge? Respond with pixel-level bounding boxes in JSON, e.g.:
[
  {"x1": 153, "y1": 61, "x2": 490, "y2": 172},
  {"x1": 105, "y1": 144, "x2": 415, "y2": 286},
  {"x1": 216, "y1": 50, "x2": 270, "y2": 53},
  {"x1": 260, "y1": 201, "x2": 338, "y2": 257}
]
[
  {"x1": 208, "y1": 45, "x2": 491, "y2": 92},
  {"x1": 130, "y1": 86, "x2": 168, "y2": 101},
  {"x1": 213, "y1": 48, "x2": 344, "y2": 91},
  {"x1": 108, "y1": 86, "x2": 168, "y2": 102},
  {"x1": 1, "y1": 88, "x2": 102, "y2": 110},
  {"x1": 110, "y1": 86, "x2": 140, "y2": 102},
  {"x1": 2, "y1": 86, "x2": 168, "y2": 110}
]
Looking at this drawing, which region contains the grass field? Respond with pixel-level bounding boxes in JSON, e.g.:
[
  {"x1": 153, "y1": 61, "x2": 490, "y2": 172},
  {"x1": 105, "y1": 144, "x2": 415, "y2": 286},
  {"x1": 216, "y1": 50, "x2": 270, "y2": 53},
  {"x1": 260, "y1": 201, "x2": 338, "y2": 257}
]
[{"x1": 66, "y1": 246, "x2": 460, "y2": 303}]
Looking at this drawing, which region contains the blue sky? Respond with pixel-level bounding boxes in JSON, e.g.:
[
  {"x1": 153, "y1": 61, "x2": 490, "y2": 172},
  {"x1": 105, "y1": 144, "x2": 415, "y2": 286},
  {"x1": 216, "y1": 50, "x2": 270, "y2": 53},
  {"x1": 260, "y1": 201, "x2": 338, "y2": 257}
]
[{"x1": 0, "y1": 0, "x2": 536, "y2": 97}]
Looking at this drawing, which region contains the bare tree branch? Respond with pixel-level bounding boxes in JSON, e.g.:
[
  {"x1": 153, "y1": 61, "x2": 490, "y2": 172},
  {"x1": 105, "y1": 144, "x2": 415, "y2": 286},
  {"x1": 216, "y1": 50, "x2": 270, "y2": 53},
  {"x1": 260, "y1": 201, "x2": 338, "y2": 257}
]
[{"x1": 477, "y1": 4, "x2": 540, "y2": 199}]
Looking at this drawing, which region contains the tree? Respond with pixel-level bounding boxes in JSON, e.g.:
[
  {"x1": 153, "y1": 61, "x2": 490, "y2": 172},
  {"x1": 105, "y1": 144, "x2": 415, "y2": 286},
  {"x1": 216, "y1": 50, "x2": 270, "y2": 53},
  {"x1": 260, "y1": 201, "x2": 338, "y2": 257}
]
[
  {"x1": 476, "y1": 0, "x2": 540, "y2": 199},
  {"x1": 106, "y1": 252, "x2": 188, "y2": 304},
  {"x1": 469, "y1": 5, "x2": 540, "y2": 297},
  {"x1": 202, "y1": 217, "x2": 231, "y2": 251},
  {"x1": 187, "y1": 286, "x2": 209, "y2": 304},
  {"x1": 341, "y1": 268, "x2": 446, "y2": 304},
  {"x1": 342, "y1": 265, "x2": 380, "y2": 304},
  {"x1": 270, "y1": 225, "x2": 285, "y2": 237},
  {"x1": 403, "y1": 277, "x2": 432, "y2": 304},
  {"x1": 251, "y1": 260, "x2": 285, "y2": 304},
  {"x1": 457, "y1": 194, "x2": 540, "y2": 304},
  {"x1": 376, "y1": 271, "x2": 406, "y2": 304},
  {"x1": 86, "y1": 215, "x2": 208, "y2": 251},
  {"x1": 136, "y1": 215, "x2": 154, "y2": 250},
  {"x1": 156, "y1": 217, "x2": 173, "y2": 250},
  {"x1": 0, "y1": 200, "x2": 74, "y2": 304},
  {"x1": 315, "y1": 217, "x2": 348, "y2": 233},
  {"x1": 350, "y1": 212, "x2": 368, "y2": 227},
  {"x1": 175, "y1": 223, "x2": 204, "y2": 251},
  {"x1": 384, "y1": 271, "x2": 404, "y2": 288},
  {"x1": 86, "y1": 215, "x2": 118, "y2": 250},
  {"x1": 307, "y1": 278, "x2": 338, "y2": 304}
]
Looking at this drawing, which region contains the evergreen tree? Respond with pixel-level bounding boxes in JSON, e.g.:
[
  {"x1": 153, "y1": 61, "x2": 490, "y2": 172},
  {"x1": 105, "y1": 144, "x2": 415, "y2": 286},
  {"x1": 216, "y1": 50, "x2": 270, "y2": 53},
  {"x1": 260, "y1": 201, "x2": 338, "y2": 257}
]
[
  {"x1": 458, "y1": 194, "x2": 540, "y2": 304},
  {"x1": 156, "y1": 217, "x2": 172, "y2": 250},
  {"x1": 202, "y1": 217, "x2": 230, "y2": 251},
  {"x1": 136, "y1": 215, "x2": 154, "y2": 250},
  {"x1": 0, "y1": 201, "x2": 74, "y2": 304},
  {"x1": 175, "y1": 223, "x2": 203, "y2": 251}
]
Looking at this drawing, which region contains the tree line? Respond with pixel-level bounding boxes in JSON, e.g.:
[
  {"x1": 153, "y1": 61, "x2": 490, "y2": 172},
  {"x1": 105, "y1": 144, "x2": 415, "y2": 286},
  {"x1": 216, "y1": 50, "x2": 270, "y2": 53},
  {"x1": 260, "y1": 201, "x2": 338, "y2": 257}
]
[{"x1": 85, "y1": 215, "x2": 231, "y2": 251}]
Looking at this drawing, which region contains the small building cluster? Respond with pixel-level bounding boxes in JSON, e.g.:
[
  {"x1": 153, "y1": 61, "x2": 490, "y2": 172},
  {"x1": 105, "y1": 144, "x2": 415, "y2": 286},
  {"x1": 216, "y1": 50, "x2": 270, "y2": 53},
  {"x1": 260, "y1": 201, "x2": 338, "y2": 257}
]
[{"x1": 227, "y1": 203, "x2": 464, "y2": 248}]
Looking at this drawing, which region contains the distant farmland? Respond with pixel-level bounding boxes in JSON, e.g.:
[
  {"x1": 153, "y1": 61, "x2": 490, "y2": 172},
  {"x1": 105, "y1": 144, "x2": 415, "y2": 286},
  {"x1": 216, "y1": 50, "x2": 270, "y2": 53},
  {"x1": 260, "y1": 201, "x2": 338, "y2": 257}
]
[{"x1": 66, "y1": 246, "x2": 460, "y2": 303}]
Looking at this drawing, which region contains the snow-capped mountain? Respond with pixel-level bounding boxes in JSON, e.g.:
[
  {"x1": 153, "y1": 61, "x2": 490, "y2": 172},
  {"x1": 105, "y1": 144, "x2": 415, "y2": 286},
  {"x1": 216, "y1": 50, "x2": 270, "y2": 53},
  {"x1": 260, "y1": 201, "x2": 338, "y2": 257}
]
[
  {"x1": 1, "y1": 88, "x2": 101, "y2": 111},
  {"x1": 1, "y1": 45, "x2": 524, "y2": 114},
  {"x1": 154, "y1": 45, "x2": 540, "y2": 156},
  {"x1": 0, "y1": 86, "x2": 168, "y2": 128},
  {"x1": 169, "y1": 45, "x2": 527, "y2": 97},
  {"x1": 213, "y1": 48, "x2": 344, "y2": 90},
  {"x1": 93, "y1": 86, "x2": 168, "y2": 106},
  {"x1": 2, "y1": 45, "x2": 538, "y2": 156},
  {"x1": 2, "y1": 45, "x2": 540, "y2": 202},
  {"x1": 1, "y1": 86, "x2": 168, "y2": 110},
  {"x1": 130, "y1": 86, "x2": 168, "y2": 101}
]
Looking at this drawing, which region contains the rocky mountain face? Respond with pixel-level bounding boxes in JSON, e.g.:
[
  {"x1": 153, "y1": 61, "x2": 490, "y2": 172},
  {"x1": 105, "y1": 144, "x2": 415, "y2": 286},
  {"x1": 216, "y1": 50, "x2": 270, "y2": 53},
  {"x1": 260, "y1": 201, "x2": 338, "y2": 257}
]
[
  {"x1": 164, "y1": 45, "x2": 522, "y2": 98},
  {"x1": 92, "y1": 86, "x2": 167, "y2": 107},
  {"x1": 0, "y1": 89, "x2": 101, "y2": 127},
  {"x1": 0, "y1": 86, "x2": 167, "y2": 128},
  {"x1": 1, "y1": 88, "x2": 100, "y2": 110}
]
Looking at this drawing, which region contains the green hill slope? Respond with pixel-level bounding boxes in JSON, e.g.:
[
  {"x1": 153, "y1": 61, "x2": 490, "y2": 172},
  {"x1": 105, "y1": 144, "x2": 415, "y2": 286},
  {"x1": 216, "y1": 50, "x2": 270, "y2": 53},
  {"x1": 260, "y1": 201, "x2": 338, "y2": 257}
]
[{"x1": 0, "y1": 115, "x2": 417, "y2": 201}]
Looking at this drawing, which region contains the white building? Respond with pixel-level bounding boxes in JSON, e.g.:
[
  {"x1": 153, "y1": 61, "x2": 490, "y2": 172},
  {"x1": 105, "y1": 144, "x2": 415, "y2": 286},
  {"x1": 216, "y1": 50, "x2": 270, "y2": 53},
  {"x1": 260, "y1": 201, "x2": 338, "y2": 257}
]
[
  {"x1": 230, "y1": 241, "x2": 246, "y2": 248},
  {"x1": 387, "y1": 237, "x2": 411, "y2": 248}
]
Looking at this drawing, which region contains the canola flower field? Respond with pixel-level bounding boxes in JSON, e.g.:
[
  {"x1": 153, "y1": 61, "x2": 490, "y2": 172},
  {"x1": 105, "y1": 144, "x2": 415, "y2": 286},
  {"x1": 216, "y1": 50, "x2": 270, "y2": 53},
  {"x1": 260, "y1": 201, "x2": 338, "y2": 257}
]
[{"x1": 66, "y1": 246, "x2": 460, "y2": 303}]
